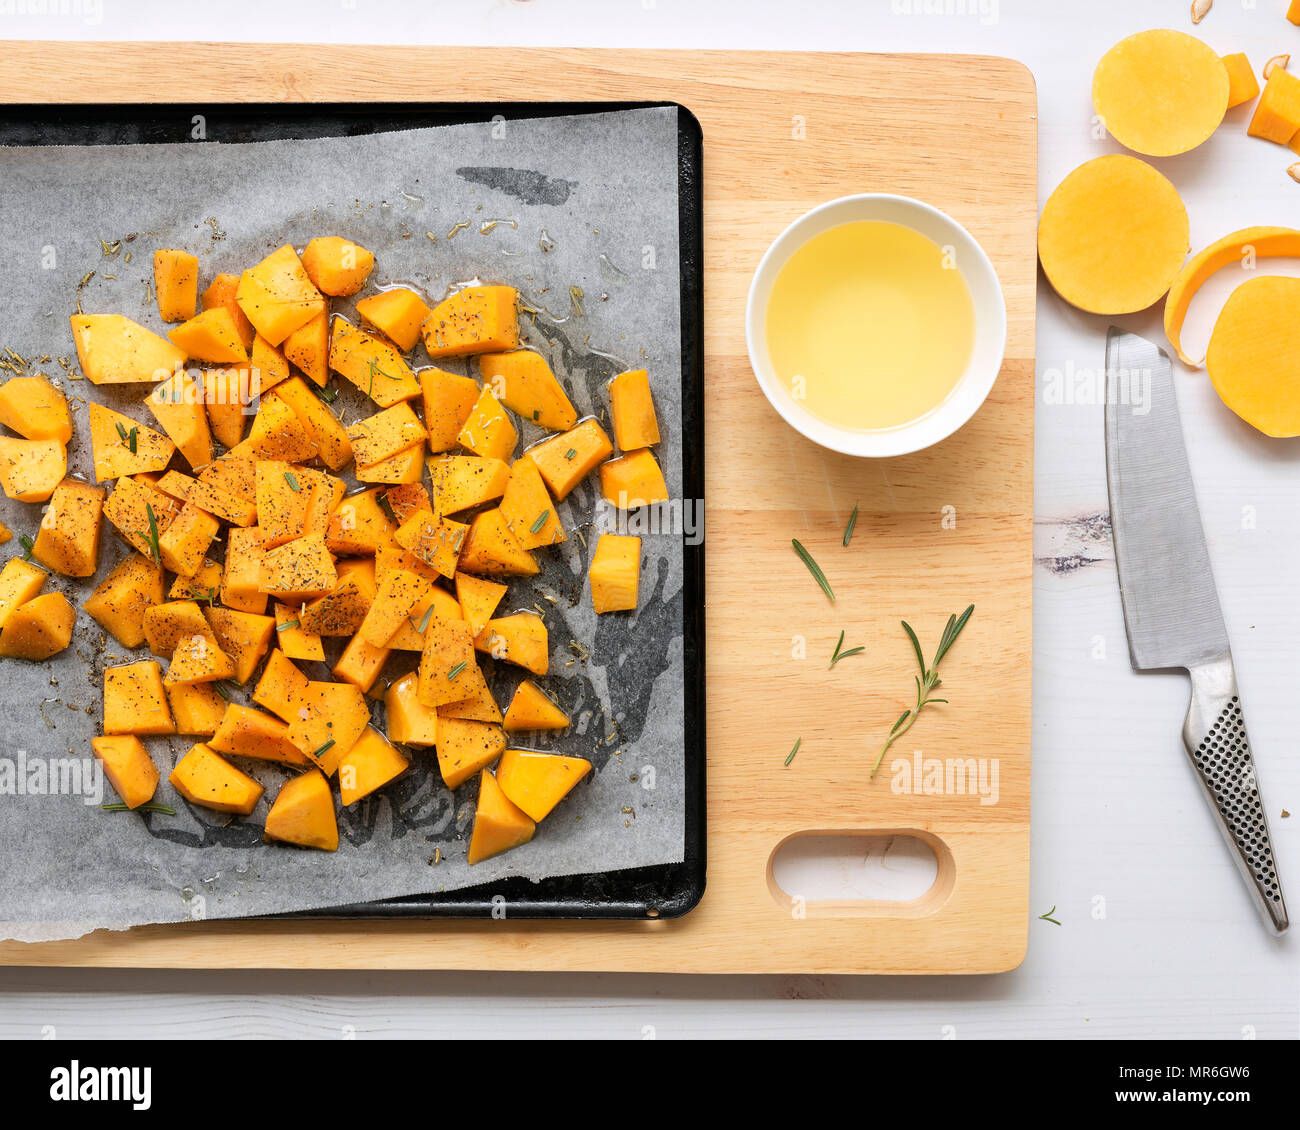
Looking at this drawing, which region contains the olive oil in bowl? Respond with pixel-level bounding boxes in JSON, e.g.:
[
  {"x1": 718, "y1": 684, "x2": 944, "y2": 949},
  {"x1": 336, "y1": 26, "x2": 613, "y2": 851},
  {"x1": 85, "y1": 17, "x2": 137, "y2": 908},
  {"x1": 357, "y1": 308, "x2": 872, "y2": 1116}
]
[{"x1": 764, "y1": 220, "x2": 976, "y2": 432}]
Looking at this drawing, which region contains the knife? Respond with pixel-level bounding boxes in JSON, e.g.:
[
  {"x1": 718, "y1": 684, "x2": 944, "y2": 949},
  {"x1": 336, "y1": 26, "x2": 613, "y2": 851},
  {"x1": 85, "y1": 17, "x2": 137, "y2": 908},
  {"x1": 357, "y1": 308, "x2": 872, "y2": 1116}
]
[{"x1": 1104, "y1": 328, "x2": 1288, "y2": 935}]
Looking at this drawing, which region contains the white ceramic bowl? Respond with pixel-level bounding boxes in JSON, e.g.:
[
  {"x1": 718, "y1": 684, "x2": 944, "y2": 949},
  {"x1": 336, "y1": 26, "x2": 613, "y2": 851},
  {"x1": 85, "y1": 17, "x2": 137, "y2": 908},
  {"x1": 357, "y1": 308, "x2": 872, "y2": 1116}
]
[{"x1": 745, "y1": 193, "x2": 1007, "y2": 458}]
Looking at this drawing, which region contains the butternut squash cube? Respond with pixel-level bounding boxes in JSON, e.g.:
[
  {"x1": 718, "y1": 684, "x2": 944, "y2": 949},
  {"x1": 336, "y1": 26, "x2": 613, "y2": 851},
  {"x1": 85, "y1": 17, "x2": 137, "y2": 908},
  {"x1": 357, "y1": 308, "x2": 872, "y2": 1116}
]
[
  {"x1": 83, "y1": 553, "x2": 163, "y2": 647},
  {"x1": 417, "y1": 615, "x2": 479, "y2": 708},
  {"x1": 282, "y1": 311, "x2": 329, "y2": 387},
  {"x1": 608, "y1": 368, "x2": 660, "y2": 450},
  {"x1": 394, "y1": 511, "x2": 467, "y2": 578},
  {"x1": 0, "y1": 436, "x2": 66, "y2": 503},
  {"x1": 356, "y1": 287, "x2": 430, "y2": 351},
  {"x1": 0, "y1": 559, "x2": 46, "y2": 632},
  {"x1": 384, "y1": 583, "x2": 459, "y2": 651},
  {"x1": 203, "y1": 606, "x2": 275, "y2": 684},
  {"x1": 300, "y1": 557, "x2": 376, "y2": 635},
  {"x1": 0, "y1": 591, "x2": 73, "y2": 659},
  {"x1": 347, "y1": 401, "x2": 427, "y2": 466},
  {"x1": 457, "y1": 386, "x2": 517, "y2": 462},
  {"x1": 0, "y1": 375, "x2": 72, "y2": 443},
  {"x1": 385, "y1": 482, "x2": 432, "y2": 524},
  {"x1": 158, "y1": 502, "x2": 219, "y2": 578},
  {"x1": 199, "y1": 365, "x2": 252, "y2": 450},
  {"x1": 454, "y1": 572, "x2": 507, "y2": 637},
  {"x1": 273, "y1": 601, "x2": 324, "y2": 661},
  {"x1": 599, "y1": 448, "x2": 670, "y2": 509},
  {"x1": 589, "y1": 533, "x2": 641, "y2": 614},
  {"x1": 259, "y1": 533, "x2": 337, "y2": 602},
  {"x1": 438, "y1": 662, "x2": 502, "y2": 724},
  {"x1": 498, "y1": 456, "x2": 564, "y2": 549},
  {"x1": 332, "y1": 631, "x2": 391, "y2": 693},
  {"x1": 458, "y1": 508, "x2": 538, "y2": 577},
  {"x1": 143, "y1": 600, "x2": 211, "y2": 657},
  {"x1": 200, "y1": 273, "x2": 256, "y2": 350},
  {"x1": 525, "y1": 418, "x2": 613, "y2": 500},
  {"x1": 153, "y1": 249, "x2": 199, "y2": 323},
  {"x1": 169, "y1": 557, "x2": 222, "y2": 602},
  {"x1": 223, "y1": 525, "x2": 267, "y2": 614},
  {"x1": 272, "y1": 376, "x2": 353, "y2": 471},
  {"x1": 419, "y1": 367, "x2": 480, "y2": 453},
  {"x1": 422, "y1": 286, "x2": 519, "y2": 358},
  {"x1": 286, "y1": 679, "x2": 371, "y2": 776},
  {"x1": 1221, "y1": 52, "x2": 1260, "y2": 109},
  {"x1": 355, "y1": 442, "x2": 424, "y2": 485},
  {"x1": 89, "y1": 402, "x2": 175, "y2": 481},
  {"x1": 265, "y1": 768, "x2": 338, "y2": 850},
  {"x1": 252, "y1": 649, "x2": 310, "y2": 723},
  {"x1": 70, "y1": 314, "x2": 186, "y2": 384},
  {"x1": 209, "y1": 702, "x2": 310, "y2": 765},
  {"x1": 478, "y1": 349, "x2": 577, "y2": 431},
  {"x1": 428, "y1": 454, "x2": 511, "y2": 515},
  {"x1": 329, "y1": 319, "x2": 421, "y2": 407},
  {"x1": 231, "y1": 393, "x2": 318, "y2": 463},
  {"x1": 300, "y1": 236, "x2": 375, "y2": 297},
  {"x1": 165, "y1": 681, "x2": 226, "y2": 737},
  {"x1": 383, "y1": 670, "x2": 438, "y2": 747},
  {"x1": 474, "y1": 612, "x2": 548, "y2": 676},
  {"x1": 358, "y1": 567, "x2": 428, "y2": 647},
  {"x1": 167, "y1": 307, "x2": 250, "y2": 364},
  {"x1": 165, "y1": 632, "x2": 236, "y2": 685},
  {"x1": 436, "y1": 718, "x2": 507, "y2": 789},
  {"x1": 103, "y1": 660, "x2": 175, "y2": 735},
  {"x1": 199, "y1": 453, "x2": 257, "y2": 504},
  {"x1": 91, "y1": 735, "x2": 160, "y2": 810},
  {"x1": 34, "y1": 478, "x2": 106, "y2": 577},
  {"x1": 375, "y1": 542, "x2": 440, "y2": 587},
  {"x1": 338, "y1": 726, "x2": 408, "y2": 805},
  {"x1": 496, "y1": 748, "x2": 591, "y2": 821},
  {"x1": 235, "y1": 244, "x2": 326, "y2": 346},
  {"x1": 169, "y1": 743, "x2": 263, "y2": 815},
  {"x1": 250, "y1": 333, "x2": 291, "y2": 395},
  {"x1": 255, "y1": 459, "x2": 315, "y2": 548},
  {"x1": 325, "y1": 488, "x2": 395, "y2": 556},
  {"x1": 102, "y1": 476, "x2": 180, "y2": 560},
  {"x1": 503, "y1": 680, "x2": 570, "y2": 732},
  {"x1": 467, "y1": 769, "x2": 534, "y2": 864},
  {"x1": 1248, "y1": 64, "x2": 1300, "y2": 143}
]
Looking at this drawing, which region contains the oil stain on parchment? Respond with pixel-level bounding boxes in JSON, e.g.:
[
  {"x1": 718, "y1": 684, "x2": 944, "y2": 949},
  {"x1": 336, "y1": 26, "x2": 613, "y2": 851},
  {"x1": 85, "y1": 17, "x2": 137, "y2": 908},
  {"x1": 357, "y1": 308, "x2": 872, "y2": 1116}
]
[{"x1": 456, "y1": 166, "x2": 578, "y2": 206}]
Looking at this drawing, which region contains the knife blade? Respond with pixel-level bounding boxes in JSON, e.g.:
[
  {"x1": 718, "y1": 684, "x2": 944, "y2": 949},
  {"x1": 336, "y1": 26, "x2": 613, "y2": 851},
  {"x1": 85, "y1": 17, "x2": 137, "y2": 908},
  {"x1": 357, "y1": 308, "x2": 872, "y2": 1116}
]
[{"x1": 1104, "y1": 328, "x2": 1287, "y2": 934}]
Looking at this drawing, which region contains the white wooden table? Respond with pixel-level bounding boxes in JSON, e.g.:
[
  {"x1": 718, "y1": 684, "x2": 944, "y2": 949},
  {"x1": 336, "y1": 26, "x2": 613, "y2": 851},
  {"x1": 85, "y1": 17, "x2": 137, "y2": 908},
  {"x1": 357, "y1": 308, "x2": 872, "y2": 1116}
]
[{"x1": 0, "y1": 0, "x2": 1296, "y2": 1039}]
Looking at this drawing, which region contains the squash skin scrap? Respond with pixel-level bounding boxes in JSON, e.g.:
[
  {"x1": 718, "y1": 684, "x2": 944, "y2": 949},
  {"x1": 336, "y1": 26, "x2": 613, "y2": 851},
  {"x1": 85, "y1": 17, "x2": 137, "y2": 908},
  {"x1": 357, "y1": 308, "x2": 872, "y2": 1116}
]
[
  {"x1": 1038, "y1": 155, "x2": 1188, "y2": 315},
  {"x1": 1205, "y1": 275, "x2": 1300, "y2": 437}
]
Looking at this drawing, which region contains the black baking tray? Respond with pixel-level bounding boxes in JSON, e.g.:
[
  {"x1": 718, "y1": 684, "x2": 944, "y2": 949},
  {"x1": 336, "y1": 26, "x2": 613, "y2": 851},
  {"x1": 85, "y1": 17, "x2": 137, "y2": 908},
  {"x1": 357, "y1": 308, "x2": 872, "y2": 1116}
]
[{"x1": 0, "y1": 101, "x2": 705, "y2": 920}]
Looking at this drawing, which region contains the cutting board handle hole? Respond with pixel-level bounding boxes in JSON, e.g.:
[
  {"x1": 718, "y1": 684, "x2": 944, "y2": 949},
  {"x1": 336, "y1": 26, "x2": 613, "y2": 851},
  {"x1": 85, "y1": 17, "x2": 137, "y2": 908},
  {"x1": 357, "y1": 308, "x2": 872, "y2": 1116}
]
[{"x1": 766, "y1": 831, "x2": 955, "y2": 918}]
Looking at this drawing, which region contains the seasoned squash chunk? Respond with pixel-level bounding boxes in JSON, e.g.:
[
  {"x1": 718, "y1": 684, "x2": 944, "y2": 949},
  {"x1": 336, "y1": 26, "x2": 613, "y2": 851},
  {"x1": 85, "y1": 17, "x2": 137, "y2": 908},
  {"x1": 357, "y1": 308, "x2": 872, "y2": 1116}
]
[
  {"x1": 169, "y1": 743, "x2": 263, "y2": 815},
  {"x1": 478, "y1": 350, "x2": 577, "y2": 431},
  {"x1": 250, "y1": 333, "x2": 291, "y2": 395},
  {"x1": 608, "y1": 368, "x2": 661, "y2": 450},
  {"x1": 329, "y1": 319, "x2": 421, "y2": 407},
  {"x1": 454, "y1": 572, "x2": 506, "y2": 637},
  {"x1": 383, "y1": 582, "x2": 459, "y2": 651},
  {"x1": 503, "y1": 680, "x2": 570, "y2": 732},
  {"x1": 525, "y1": 418, "x2": 613, "y2": 500},
  {"x1": 91, "y1": 735, "x2": 160, "y2": 810},
  {"x1": 438, "y1": 661, "x2": 502, "y2": 724},
  {"x1": 70, "y1": 313, "x2": 186, "y2": 384},
  {"x1": 33, "y1": 478, "x2": 106, "y2": 577},
  {"x1": 474, "y1": 612, "x2": 548, "y2": 676},
  {"x1": 232, "y1": 392, "x2": 318, "y2": 464},
  {"x1": 456, "y1": 386, "x2": 517, "y2": 462},
  {"x1": 201, "y1": 365, "x2": 253, "y2": 450},
  {"x1": 394, "y1": 511, "x2": 467, "y2": 579},
  {"x1": 496, "y1": 748, "x2": 591, "y2": 821},
  {"x1": 0, "y1": 591, "x2": 74, "y2": 659},
  {"x1": 143, "y1": 600, "x2": 211, "y2": 657},
  {"x1": 383, "y1": 671, "x2": 438, "y2": 747},
  {"x1": 428, "y1": 454, "x2": 511, "y2": 516},
  {"x1": 209, "y1": 703, "x2": 310, "y2": 765},
  {"x1": 89, "y1": 402, "x2": 175, "y2": 481},
  {"x1": 467, "y1": 769, "x2": 535, "y2": 864},
  {"x1": 356, "y1": 287, "x2": 430, "y2": 351},
  {"x1": 282, "y1": 311, "x2": 329, "y2": 387},
  {"x1": 599, "y1": 448, "x2": 670, "y2": 509},
  {"x1": 272, "y1": 376, "x2": 352, "y2": 471},
  {"x1": 422, "y1": 286, "x2": 519, "y2": 358},
  {"x1": 102, "y1": 476, "x2": 180, "y2": 560},
  {"x1": 235, "y1": 244, "x2": 326, "y2": 346},
  {"x1": 355, "y1": 443, "x2": 424, "y2": 485},
  {"x1": 499, "y1": 457, "x2": 564, "y2": 550},
  {"x1": 417, "y1": 615, "x2": 480, "y2": 708},
  {"x1": 165, "y1": 631, "x2": 236, "y2": 685},
  {"x1": 358, "y1": 568, "x2": 427, "y2": 647},
  {"x1": 384, "y1": 482, "x2": 432, "y2": 523},
  {"x1": 169, "y1": 557, "x2": 222, "y2": 601},
  {"x1": 168, "y1": 307, "x2": 250, "y2": 364},
  {"x1": 222, "y1": 525, "x2": 266, "y2": 614},
  {"x1": 199, "y1": 453, "x2": 257, "y2": 504},
  {"x1": 252, "y1": 649, "x2": 310, "y2": 723},
  {"x1": 300, "y1": 236, "x2": 375, "y2": 297},
  {"x1": 255, "y1": 459, "x2": 315, "y2": 549},
  {"x1": 103, "y1": 660, "x2": 175, "y2": 735},
  {"x1": 147, "y1": 370, "x2": 213, "y2": 470},
  {"x1": 589, "y1": 533, "x2": 641, "y2": 613},
  {"x1": 0, "y1": 558, "x2": 46, "y2": 631},
  {"x1": 300, "y1": 557, "x2": 375, "y2": 635},
  {"x1": 338, "y1": 726, "x2": 408, "y2": 805},
  {"x1": 0, "y1": 437, "x2": 66, "y2": 503},
  {"x1": 83, "y1": 554, "x2": 163, "y2": 647},
  {"x1": 159, "y1": 503, "x2": 219, "y2": 578},
  {"x1": 457, "y1": 508, "x2": 538, "y2": 577},
  {"x1": 259, "y1": 533, "x2": 337, "y2": 602},
  {"x1": 286, "y1": 679, "x2": 371, "y2": 777},
  {"x1": 420, "y1": 368, "x2": 480, "y2": 453},
  {"x1": 153, "y1": 248, "x2": 199, "y2": 323},
  {"x1": 436, "y1": 717, "x2": 507, "y2": 789},
  {"x1": 265, "y1": 768, "x2": 338, "y2": 850},
  {"x1": 203, "y1": 606, "x2": 275, "y2": 684},
  {"x1": 200, "y1": 272, "x2": 256, "y2": 350},
  {"x1": 165, "y1": 681, "x2": 226, "y2": 737},
  {"x1": 325, "y1": 488, "x2": 396, "y2": 555},
  {"x1": 273, "y1": 601, "x2": 324, "y2": 661},
  {"x1": 332, "y1": 631, "x2": 391, "y2": 693},
  {"x1": 347, "y1": 401, "x2": 427, "y2": 466},
  {"x1": 0, "y1": 375, "x2": 72, "y2": 443}
]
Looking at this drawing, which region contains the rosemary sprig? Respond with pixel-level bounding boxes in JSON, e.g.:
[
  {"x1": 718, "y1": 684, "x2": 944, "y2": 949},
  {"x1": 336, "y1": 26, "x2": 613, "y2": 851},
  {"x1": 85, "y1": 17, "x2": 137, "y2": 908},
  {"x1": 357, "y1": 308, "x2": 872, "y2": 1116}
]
[
  {"x1": 447, "y1": 661, "x2": 467, "y2": 681},
  {"x1": 1039, "y1": 906, "x2": 1062, "y2": 926},
  {"x1": 141, "y1": 503, "x2": 161, "y2": 564},
  {"x1": 842, "y1": 502, "x2": 859, "y2": 547},
  {"x1": 791, "y1": 539, "x2": 834, "y2": 601},
  {"x1": 18, "y1": 534, "x2": 34, "y2": 561},
  {"x1": 784, "y1": 737, "x2": 801, "y2": 767},
  {"x1": 101, "y1": 801, "x2": 175, "y2": 815},
  {"x1": 530, "y1": 509, "x2": 549, "y2": 534},
  {"x1": 115, "y1": 421, "x2": 138, "y2": 453},
  {"x1": 366, "y1": 357, "x2": 396, "y2": 399},
  {"x1": 312, "y1": 739, "x2": 335, "y2": 760},
  {"x1": 314, "y1": 383, "x2": 339, "y2": 404},
  {"x1": 283, "y1": 470, "x2": 301, "y2": 492},
  {"x1": 276, "y1": 619, "x2": 300, "y2": 632},
  {"x1": 871, "y1": 605, "x2": 974, "y2": 777},
  {"x1": 829, "y1": 630, "x2": 865, "y2": 669},
  {"x1": 563, "y1": 448, "x2": 577, "y2": 461}
]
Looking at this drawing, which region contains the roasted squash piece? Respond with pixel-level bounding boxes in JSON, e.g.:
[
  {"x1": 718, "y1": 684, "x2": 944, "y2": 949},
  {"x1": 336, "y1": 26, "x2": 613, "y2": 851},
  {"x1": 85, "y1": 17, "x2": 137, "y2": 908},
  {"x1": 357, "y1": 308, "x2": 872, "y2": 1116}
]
[
  {"x1": 203, "y1": 605, "x2": 275, "y2": 684},
  {"x1": 153, "y1": 249, "x2": 199, "y2": 323},
  {"x1": 0, "y1": 591, "x2": 73, "y2": 659},
  {"x1": 347, "y1": 401, "x2": 427, "y2": 466},
  {"x1": 356, "y1": 287, "x2": 430, "y2": 351},
  {"x1": 589, "y1": 533, "x2": 641, "y2": 613},
  {"x1": 325, "y1": 488, "x2": 395, "y2": 555},
  {"x1": 0, "y1": 375, "x2": 72, "y2": 443},
  {"x1": 498, "y1": 456, "x2": 564, "y2": 550},
  {"x1": 168, "y1": 307, "x2": 250, "y2": 364},
  {"x1": 422, "y1": 286, "x2": 519, "y2": 358},
  {"x1": 210, "y1": 702, "x2": 310, "y2": 765},
  {"x1": 329, "y1": 319, "x2": 421, "y2": 407},
  {"x1": 474, "y1": 612, "x2": 548, "y2": 675},
  {"x1": 0, "y1": 558, "x2": 46, "y2": 631},
  {"x1": 158, "y1": 502, "x2": 219, "y2": 578},
  {"x1": 165, "y1": 681, "x2": 226, "y2": 737},
  {"x1": 88, "y1": 402, "x2": 175, "y2": 481},
  {"x1": 599, "y1": 448, "x2": 670, "y2": 509},
  {"x1": 457, "y1": 508, "x2": 538, "y2": 577},
  {"x1": 33, "y1": 478, "x2": 106, "y2": 577},
  {"x1": 252, "y1": 649, "x2": 310, "y2": 723},
  {"x1": 428, "y1": 454, "x2": 511, "y2": 516},
  {"x1": 103, "y1": 660, "x2": 175, "y2": 735},
  {"x1": 70, "y1": 314, "x2": 186, "y2": 384},
  {"x1": 145, "y1": 369, "x2": 214, "y2": 472},
  {"x1": 0, "y1": 436, "x2": 66, "y2": 503},
  {"x1": 524, "y1": 418, "x2": 613, "y2": 500},
  {"x1": 420, "y1": 368, "x2": 480, "y2": 453},
  {"x1": 91, "y1": 735, "x2": 160, "y2": 809},
  {"x1": 200, "y1": 272, "x2": 256, "y2": 350},
  {"x1": 502, "y1": 680, "x2": 570, "y2": 732},
  {"x1": 467, "y1": 768, "x2": 535, "y2": 864},
  {"x1": 417, "y1": 615, "x2": 480, "y2": 708},
  {"x1": 259, "y1": 532, "x2": 337, "y2": 602},
  {"x1": 272, "y1": 376, "x2": 352, "y2": 470},
  {"x1": 222, "y1": 525, "x2": 267, "y2": 614},
  {"x1": 235, "y1": 244, "x2": 326, "y2": 346},
  {"x1": 102, "y1": 476, "x2": 180, "y2": 560},
  {"x1": 608, "y1": 368, "x2": 660, "y2": 450},
  {"x1": 454, "y1": 572, "x2": 507, "y2": 637},
  {"x1": 265, "y1": 768, "x2": 338, "y2": 850},
  {"x1": 457, "y1": 386, "x2": 517, "y2": 462},
  {"x1": 383, "y1": 671, "x2": 438, "y2": 747},
  {"x1": 478, "y1": 349, "x2": 577, "y2": 431},
  {"x1": 355, "y1": 443, "x2": 424, "y2": 485},
  {"x1": 300, "y1": 236, "x2": 375, "y2": 297},
  {"x1": 436, "y1": 717, "x2": 507, "y2": 789},
  {"x1": 165, "y1": 631, "x2": 236, "y2": 685},
  {"x1": 273, "y1": 601, "x2": 324, "y2": 661},
  {"x1": 394, "y1": 511, "x2": 467, "y2": 578},
  {"x1": 83, "y1": 553, "x2": 163, "y2": 647},
  {"x1": 496, "y1": 748, "x2": 591, "y2": 821},
  {"x1": 286, "y1": 679, "x2": 371, "y2": 776},
  {"x1": 337, "y1": 726, "x2": 408, "y2": 804},
  {"x1": 170, "y1": 743, "x2": 263, "y2": 815}
]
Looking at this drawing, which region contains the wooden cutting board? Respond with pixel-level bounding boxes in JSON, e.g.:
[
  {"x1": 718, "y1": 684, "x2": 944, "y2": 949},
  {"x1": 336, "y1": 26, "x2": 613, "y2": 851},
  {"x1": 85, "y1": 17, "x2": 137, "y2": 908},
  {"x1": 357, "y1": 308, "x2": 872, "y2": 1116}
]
[{"x1": 0, "y1": 43, "x2": 1035, "y2": 974}]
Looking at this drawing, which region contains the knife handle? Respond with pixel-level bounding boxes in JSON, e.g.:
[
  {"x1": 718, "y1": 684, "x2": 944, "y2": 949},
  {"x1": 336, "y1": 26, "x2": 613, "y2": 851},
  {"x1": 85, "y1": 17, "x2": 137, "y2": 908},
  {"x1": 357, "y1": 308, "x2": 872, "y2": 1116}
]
[{"x1": 1183, "y1": 659, "x2": 1288, "y2": 934}]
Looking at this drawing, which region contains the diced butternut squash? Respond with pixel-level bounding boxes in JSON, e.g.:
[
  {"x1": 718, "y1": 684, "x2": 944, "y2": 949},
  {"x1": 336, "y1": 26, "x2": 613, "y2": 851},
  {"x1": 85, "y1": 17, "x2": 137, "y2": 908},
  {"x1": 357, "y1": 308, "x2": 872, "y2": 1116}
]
[
  {"x1": 169, "y1": 557, "x2": 222, "y2": 602},
  {"x1": 273, "y1": 601, "x2": 324, "y2": 661},
  {"x1": 201, "y1": 365, "x2": 253, "y2": 450},
  {"x1": 394, "y1": 511, "x2": 467, "y2": 578},
  {"x1": 467, "y1": 769, "x2": 535, "y2": 864},
  {"x1": 608, "y1": 368, "x2": 660, "y2": 450},
  {"x1": 143, "y1": 600, "x2": 211, "y2": 657},
  {"x1": 200, "y1": 273, "x2": 256, "y2": 350},
  {"x1": 525, "y1": 417, "x2": 613, "y2": 500},
  {"x1": 503, "y1": 680, "x2": 570, "y2": 732},
  {"x1": 384, "y1": 583, "x2": 458, "y2": 650},
  {"x1": 70, "y1": 314, "x2": 186, "y2": 384},
  {"x1": 589, "y1": 533, "x2": 641, "y2": 613},
  {"x1": 1205, "y1": 275, "x2": 1300, "y2": 437},
  {"x1": 439, "y1": 661, "x2": 502, "y2": 724},
  {"x1": 478, "y1": 349, "x2": 577, "y2": 431},
  {"x1": 337, "y1": 725, "x2": 408, "y2": 804},
  {"x1": 599, "y1": 448, "x2": 670, "y2": 509},
  {"x1": 0, "y1": 558, "x2": 46, "y2": 631},
  {"x1": 204, "y1": 605, "x2": 275, "y2": 684},
  {"x1": 250, "y1": 333, "x2": 291, "y2": 395},
  {"x1": 356, "y1": 287, "x2": 430, "y2": 351},
  {"x1": 210, "y1": 703, "x2": 310, "y2": 766},
  {"x1": 420, "y1": 368, "x2": 480, "y2": 453},
  {"x1": 329, "y1": 319, "x2": 421, "y2": 407},
  {"x1": 235, "y1": 244, "x2": 326, "y2": 346},
  {"x1": 0, "y1": 375, "x2": 72, "y2": 443},
  {"x1": 454, "y1": 572, "x2": 507, "y2": 637},
  {"x1": 358, "y1": 568, "x2": 427, "y2": 646},
  {"x1": 272, "y1": 376, "x2": 352, "y2": 470},
  {"x1": 260, "y1": 532, "x2": 337, "y2": 602},
  {"x1": 457, "y1": 386, "x2": 517, "y2": 462},
  {"x1": 222, "y1": 525, "x2": 267, "y2": 614},
  {"x1": 436, "y1": 718, "x2": 507, "y2": 789},
  {"x1": 348, "y1": 401, "x2": 427, "y2": 466},
  {"x1": 231, "y1": 392, "x2": 318, "y2": 463},
  {"x1": 326, "y1": 488, "x2": 395, "y2": 555},
  {"x1": 165, "y1": 681, "x2": 226, "y2": 737},
  {"x1": 1038, "y1": 155, "x2": 1188, "y2": 315},
  {"x1": 282, "y1": 311, "x2": 329, "y2": 388},
  {"x1": 103, "y1": 660, "x2": 175, "y2": 735},
  {"x1": 159, "y1": 502, "x2": 219, "y2": 578},
  {"x1": 34, "y1": 478, "x2": 106, "y2": 577},
  {"x1": 1222, "y1": 52, "x2": 1260, "y2": 109},
  {"x1": 457, "y1": 508, "x2": 538, "y2": 577},
  {"x1": 496, "y1": 748, "x2": 591, "y2": 821},
  {"x1": 474, "y1": 612, "x2": 548, "y2": 675},
  {"x1": 91, "y1": 735, "x2": 160, "y2": 810},
  {"x1": 355, "y1": 443, "x2": 424, "y2": 485},
  {"x1": 499, "y1": 456, "x2": 564, "y2": 550},
  {"x1": 428, "y1": 454, "x2": 511, "y2": 515},
  {"x1": 417, "y1": 615, "x2": 479, "y2": 708},
  {"x1": 332, "y1": 630, "x2": 391, "y2": 693},
  {"x1": 265, "y1": 769, "x2": 338, "y2": 850},
  {"x1": 168, "y1": 307, "x2": 250, "y2": 364},
  {"x1": 0, "y1": 436, "x2": 66, "y2": 503},
  {"x1": 1092, "y1": 29, "x2": 1229, "y2": 156},
  {"x1": 88, "y1": 402, "x2": 175, "y2": 481},
  {"x1": 83, "y1": 553, "x2": 163, "y2": 646},
  {"x1": 375, "y1": 541, "x2": 440, "y2": 587},
  {"x1": 165, "y1": 632, "x2": 236, "y2": 685},
  {"x1": 153, "y1": 249, "x2": 199, "y2": 322},
  {"x1": 252, "y1": 649, "x2": 310, "y2": 723},
  {"x1": 199, "y1": 453, "x2": 257, "y2": 503},
  {"x1": 0, "y1": 591, "x2": 73, "y2": 659},
  {"x1": 384, "y1": 482, "x2": 432, "y2": 524},
  {"x1": 102, "y1": 475, "x2": 180, "y2": 560},
  {"x1": 255, "y1": 459, "x2": 315, "y2": 548},
  {"x1": 286, "y1": 679, "x2": 371, "y2": 776},
  {"x1": 300, "y1": 236, "x2": 375, "y2": 297},
  {"x1": 300, "y1": 557, "x2": 375, "y2": 635},
  {"x1": 1248, "y1": 64, "x2": 1300, "y2": 143},
  {"x1": 422, "y1": 286, "x2": 519, "y2": 357},
  {"x1": 169, "y1": 743, "x2": 263, "y2": 815},
  {"x1": 383, "y1": 671, "x2": 438, "y2": 746}
]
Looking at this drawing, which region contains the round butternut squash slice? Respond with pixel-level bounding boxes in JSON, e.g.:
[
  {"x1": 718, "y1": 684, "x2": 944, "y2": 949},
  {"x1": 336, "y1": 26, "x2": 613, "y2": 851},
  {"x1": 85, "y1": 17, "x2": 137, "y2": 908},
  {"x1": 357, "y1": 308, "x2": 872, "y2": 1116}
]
[
  {"x1": 1206, "y1": 275, "x2": 1300, "y2": 437},
  {"x1": 1038, "y1": 155, "x2": 1189, "y2": 314},
  {"x1": 1164, "y1": 226, "x2": 1300, "y2": 367},
  {"x1": 1092, "y1": 29, "x2": 1230, "y2": 156}
]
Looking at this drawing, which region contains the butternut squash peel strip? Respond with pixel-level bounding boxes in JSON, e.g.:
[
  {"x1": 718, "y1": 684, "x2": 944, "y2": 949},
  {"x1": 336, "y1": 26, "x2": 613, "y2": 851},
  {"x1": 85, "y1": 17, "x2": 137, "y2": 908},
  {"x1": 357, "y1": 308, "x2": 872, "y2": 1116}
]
[{"x1": 1164, "y1": 226, "x2": 1300, "y2": 368}]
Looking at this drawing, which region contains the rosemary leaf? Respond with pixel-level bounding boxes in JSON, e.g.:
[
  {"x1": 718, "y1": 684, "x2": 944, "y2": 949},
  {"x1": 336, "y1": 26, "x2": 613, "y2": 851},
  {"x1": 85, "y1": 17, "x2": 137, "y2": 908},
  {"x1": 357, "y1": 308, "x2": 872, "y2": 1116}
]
[
  {"x1": 784, "y1": 737, "x2": 801, "y2": 767},
  {"x1": 447, "y1": 661, "x2": 467, "y2": 681},
  {"x1": 530, "y1": 509, "x2": 550, "y2": 535},
  {"x1": 842, "y1": 502, "x2": 859, "y2": 547},
  {"x1": 791, "y1": 539, "x2": 835, "y2": 601}
]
